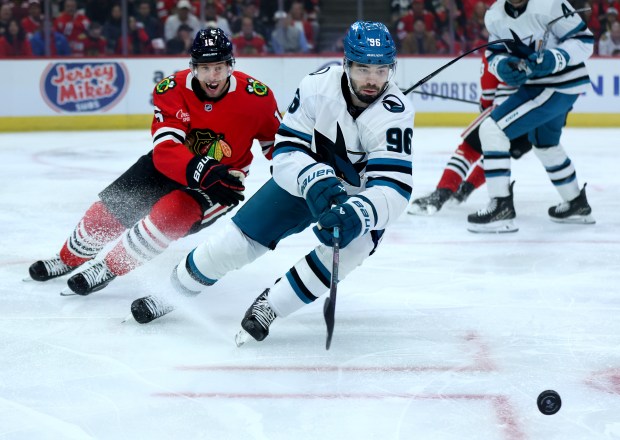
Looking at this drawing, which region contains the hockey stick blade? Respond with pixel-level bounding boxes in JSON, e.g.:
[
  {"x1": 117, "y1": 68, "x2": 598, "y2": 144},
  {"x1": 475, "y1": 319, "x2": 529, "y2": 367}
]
[
  {"x1": 323, "y1": 226, "x2": 340, "y2": 350},
  {"x1": 401, "y1": 39, "x2": 514, "y2": 95}
]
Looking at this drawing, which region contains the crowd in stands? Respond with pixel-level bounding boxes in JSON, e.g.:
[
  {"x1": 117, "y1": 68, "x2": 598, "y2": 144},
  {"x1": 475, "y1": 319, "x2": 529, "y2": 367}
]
[
  {"x1": 0, "y1": 0, "x2": 618, "y2": 58},
  {"x1": 391, "y1": 0, "x2": 620, "y2": 56}
]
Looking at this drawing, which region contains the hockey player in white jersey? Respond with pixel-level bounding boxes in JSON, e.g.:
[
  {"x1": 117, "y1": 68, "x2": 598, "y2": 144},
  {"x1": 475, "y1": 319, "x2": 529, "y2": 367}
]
[
  {"x1": 129, "y1": 21, "x2": 414, "y2": 342},
  {"x1": 467, "y1": 0, "x2": 595, "y2": 233}
]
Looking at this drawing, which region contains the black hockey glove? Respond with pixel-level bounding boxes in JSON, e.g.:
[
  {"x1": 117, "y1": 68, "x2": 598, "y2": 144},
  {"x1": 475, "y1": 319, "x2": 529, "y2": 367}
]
[{"x1": 187, "y1": 156, "x2": 245, "y2": 207}]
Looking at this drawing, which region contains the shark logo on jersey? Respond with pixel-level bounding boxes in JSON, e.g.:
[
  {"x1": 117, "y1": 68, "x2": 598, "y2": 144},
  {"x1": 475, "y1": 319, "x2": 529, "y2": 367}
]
[
  {"x1": 505, "y1": 30, "x2": 536, "y2": 58},
  {"x1": 314, "y1": 123, "x2": 361, "y2": 186},
  {"x1": 185, "y1": 128, "x2": 232, "y2": 160},
  {"x1": 382, "y1": 94, "x2": 405, "y2": 113}
]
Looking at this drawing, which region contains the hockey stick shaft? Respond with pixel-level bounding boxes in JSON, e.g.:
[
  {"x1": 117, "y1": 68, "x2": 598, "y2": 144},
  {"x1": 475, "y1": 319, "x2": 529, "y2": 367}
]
[
  {"x1": 401, "y1": 39, "x2": 514, "y2": 95},
  {"x1": 406, "y1": 89, "x2": 479, "y2": 105},
  {"x1": 536, "y1": 7, "x2": 591, "y2": 62},
  {"x1": 323, "y1": 226, "x2": 340, "y2": 350}
]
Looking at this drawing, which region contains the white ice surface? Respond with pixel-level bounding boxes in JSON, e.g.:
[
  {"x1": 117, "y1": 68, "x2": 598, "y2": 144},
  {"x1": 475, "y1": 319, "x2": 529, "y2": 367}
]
[{"x1": 1, "y1": 128, "x2": 619, "y2": 440}]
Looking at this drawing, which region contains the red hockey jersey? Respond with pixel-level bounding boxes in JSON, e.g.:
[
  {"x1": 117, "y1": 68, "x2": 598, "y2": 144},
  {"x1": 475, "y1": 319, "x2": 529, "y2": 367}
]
[{"x1": 151, "y1": 69, "x2": 281, "y2": 186}]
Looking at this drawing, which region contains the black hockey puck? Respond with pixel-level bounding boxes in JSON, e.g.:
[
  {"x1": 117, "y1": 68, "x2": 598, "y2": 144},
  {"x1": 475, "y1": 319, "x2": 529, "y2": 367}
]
[{"x1": 537, "y1": 390, "x2": 562, "y2": 415}]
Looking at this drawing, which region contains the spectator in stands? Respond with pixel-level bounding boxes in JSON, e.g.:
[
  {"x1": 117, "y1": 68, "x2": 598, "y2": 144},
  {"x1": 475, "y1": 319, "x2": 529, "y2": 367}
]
[
  {"x1": 461, "y1": 0, "x2": 493, "y2": 19},
  {"x1": 0, "y1": 18, "x2": 32, "y2": 57},
  {"x1": 81, "y1": 21, "x2": 107, "y2": 57},
  {"x1": 165, "y1": 22, "x2": 192, "y2": 54},
  {"x1": 602, "y1": 6, "x2": 619, "y2": 34},
  {"x1": 270, "y1": 9, "x2": 309, "y2": 54},
  {"x1": 30, "y1": 27, "x2": 71, "y2": 56},
  {"x1": 401, "y1": 17, "x2": 437, "y2": 54},
  {"x1": 599, "y1": 20, "x2": 620, "y2": 55},
  {"x1": 134, "y1": 0, "x2": 163, "y2": 40},
  {"x1": 232, "y1": 15, "x2": 266, "y2": 54},
  {"x1": 436, "y1": 24, "x2": 464, "y2": 54},
  {"x1": 164, "y1": 0, "x2": 201, "y2": 41},
  {"x1": 576, "y1": 1, "x2": 601, "y2": 38},
  {"x1": 391, "y1": 0, "x2": 412, "y2": 29},
  {"x1": 231, "y1": 0, "x2": 267, "y2": 40},
  {"x1": 20, "y1": 0, "x2": 41, "y2": 38},
  {"x1": 464, "y1": 1, "x2": 489, "y2": 51},
  {"x1": 117, "y1": 15, "x2": 151, "y2": 54},
  {"x1": 204, "y1": 0, "x2": 232, "y2": 36},
  {"x1": 53, "y1": 0, "x2": 90, "y2": 54},
  {"x1": 396, "y1": 0, "x2": 436, "y2": 49},
  {"x1": 289, "y1": 0, "x2": 314, "y2": 51},
  {"x1": 84, "y1": 0, "x2": 112, "y2": 25},
  {"x1": 1, "y1": 3, "x2": 14, "y2": 36},
  {"x1": 103, "y1": 4, "x2": 122, "y2": 54}
]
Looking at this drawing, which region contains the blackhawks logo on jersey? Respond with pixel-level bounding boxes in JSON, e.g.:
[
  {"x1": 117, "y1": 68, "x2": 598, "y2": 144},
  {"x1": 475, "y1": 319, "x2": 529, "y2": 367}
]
[
  {"x1": 246, "y1": 78, "x2": 268, "y2": 97},
  {"x1": 185, "y1": 128, "x2": 232, "y2": 160},
  {"x1": 155, "y1": 76, "x2": 176, "y2": 94}
]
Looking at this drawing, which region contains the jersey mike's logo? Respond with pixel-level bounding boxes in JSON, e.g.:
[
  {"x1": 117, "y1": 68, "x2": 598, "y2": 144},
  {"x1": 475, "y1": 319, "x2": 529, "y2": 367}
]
[
  {"x1": 41, "y1": 62, "x2": 128, "y2": 113},
  {"x1": 185, "y1": 128, "x2": 232, "y2": 160},
  {"x1": 382, "y1": 94, "x2": 405, "y2": 113}
]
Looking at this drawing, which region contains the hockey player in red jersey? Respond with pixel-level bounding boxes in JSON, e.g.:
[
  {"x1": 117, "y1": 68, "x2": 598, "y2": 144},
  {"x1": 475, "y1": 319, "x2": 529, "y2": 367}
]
[
  {"x1": 28, "y1": 28, "x2": 281, "y2": 296},
  {"x1": 407, "y1": 55, "x2": 532, "y2": 216}
]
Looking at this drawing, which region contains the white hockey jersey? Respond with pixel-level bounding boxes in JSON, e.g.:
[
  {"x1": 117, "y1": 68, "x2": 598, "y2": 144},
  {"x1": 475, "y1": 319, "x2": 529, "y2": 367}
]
[
  {"x1": 272, "y1": 65, "x2": 415, "y2": 231},
  {"x1": 485, "y1": 0, "x2": 594, "y2": 94}
]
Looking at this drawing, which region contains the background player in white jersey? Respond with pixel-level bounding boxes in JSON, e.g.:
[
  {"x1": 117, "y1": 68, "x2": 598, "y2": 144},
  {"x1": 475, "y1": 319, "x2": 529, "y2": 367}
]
[
  {"x1": 407, "y1": 54, "x2": 531, "y2": 216},
  {"x1": 27, "y1": 28, "x2": 280, "y2": 295},
  {"x1": 467, "y1": 0, "x2": 595, "y2": 233},
  {"x1": 130, "y1": 21, "x2": 414, "y2": 343}
]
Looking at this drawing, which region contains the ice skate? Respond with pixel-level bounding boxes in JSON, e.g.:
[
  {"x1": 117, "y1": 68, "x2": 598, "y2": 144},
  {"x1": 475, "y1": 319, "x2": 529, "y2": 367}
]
[
  {"x1": 467, "y1": 182, "x2": 518, "y2": 233},
  {"x1": 28, "y1": 255, "x2": 77, "y2": 282},
  {"x1": 452, "y1": 181, "x2": 476, "y2": 204},
  {"x1": 130, "y1": 295, "x2": 175, "y2": 324},
  {"x1": 548, "y1": 184, "x2": 595, "y2": 224},
  {"x1": 62, "y1": 261, "x2": 116, "y2": 296},
  {"x1": 407, "y1": 188, "x2": 453, "y2": 216},
  {"x1": 235, "y1": 289, "x2": 276, "y2": 345}
]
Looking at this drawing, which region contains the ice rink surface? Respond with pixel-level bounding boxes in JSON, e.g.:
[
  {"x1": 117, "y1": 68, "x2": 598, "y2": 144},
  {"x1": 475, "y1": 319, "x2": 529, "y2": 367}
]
[{"x1": 1, "y1": 128, "x2": 619, "y2": 440}]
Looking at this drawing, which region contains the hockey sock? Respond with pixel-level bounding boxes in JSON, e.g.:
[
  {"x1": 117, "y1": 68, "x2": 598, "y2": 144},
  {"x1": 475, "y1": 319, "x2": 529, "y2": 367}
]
[
  {"x1": 465, "y1": 163, "x2": 486, "y2": 188},
  {"x1": 104, "y1": 190, "x2": 202, "y2": 276},
  {"x1": 479, "y1": 118, "x2": 511, "y2": 198},
  {"x1": 437, "y1": 140, "x2": 483, "y2": 192},
  {"x1": 59, "y1": 201, "x2": 125, "y2": 267},
  {"x1": 533, "y1": 144, "x2": 580, "y2": 201}
]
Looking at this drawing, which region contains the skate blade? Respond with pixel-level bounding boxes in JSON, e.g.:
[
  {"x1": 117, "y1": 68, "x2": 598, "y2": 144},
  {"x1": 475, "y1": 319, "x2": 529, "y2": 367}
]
[
  {"x1": 59, "y1": 287, "x2": 79, "y2": 296},
  {"x1": 467, "y1": 219, "x2": 518, "y2": 233},
  {"x1": 22, "y1": 277, "x2": 35, "y2": 282},
  {"x1": 235, "y1": 329, "x2": 251, "y2": 347},
  {"x1": 406, "y1": 204, "x2": 437, "y2": 216},
  {"x1": 550, "y1": 215, "x2": 595, "y2": 225},
  {"x1": 121, "y1": 312, "x2": 134, "y2": 324}
]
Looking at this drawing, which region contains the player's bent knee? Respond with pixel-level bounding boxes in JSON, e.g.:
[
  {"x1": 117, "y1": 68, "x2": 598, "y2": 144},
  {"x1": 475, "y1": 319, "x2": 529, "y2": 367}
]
[
  {"x1": 479, "y1": 117, "x2": 510, "y2": 152},
  {"x1": 191, "y1": 222, "x2": 269, "y2": 280},
  {"x1": 150, "y1": 190, "x2": 202, "y2": 240}
]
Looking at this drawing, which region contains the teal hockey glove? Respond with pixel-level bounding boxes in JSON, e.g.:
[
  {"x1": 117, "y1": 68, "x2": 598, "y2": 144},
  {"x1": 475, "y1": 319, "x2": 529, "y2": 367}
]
[{"x1": 298, "y1": 163, "x2": 348, "y2": 218}]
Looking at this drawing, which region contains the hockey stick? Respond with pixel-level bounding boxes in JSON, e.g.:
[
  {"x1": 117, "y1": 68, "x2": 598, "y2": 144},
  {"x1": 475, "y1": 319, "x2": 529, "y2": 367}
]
[
  {"x1": 405, "y1": 89, "x2": 479, "y2": 105},
  {"x1": 515, "y1": 7, "x2": 591, "y2": 72},
  {"x1": 401, "y1": 39, "x2": 514, "y2": 96},
  {"x1": 536, "y1": 7, "x2": 591, "y2": 63},
  {"x1": 323, "y1": 226, "x2": 340, "y2": 350}
]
